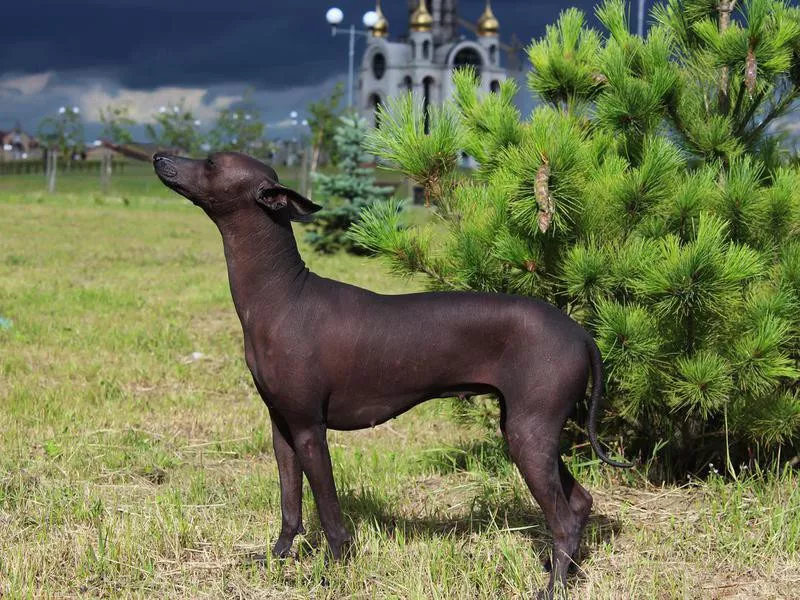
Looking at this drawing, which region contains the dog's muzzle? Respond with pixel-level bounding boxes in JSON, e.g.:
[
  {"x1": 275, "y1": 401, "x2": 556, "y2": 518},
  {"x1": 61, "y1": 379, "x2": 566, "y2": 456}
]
[{"x1": 153, "y1": 154, "x2": 178, "y2": 179}]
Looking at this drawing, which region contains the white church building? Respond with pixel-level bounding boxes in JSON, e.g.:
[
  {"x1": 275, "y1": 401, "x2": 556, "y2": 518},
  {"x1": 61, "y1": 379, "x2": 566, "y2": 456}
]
[{"x1": 358, "y1": 0, "x2": 506, "y2": 131}]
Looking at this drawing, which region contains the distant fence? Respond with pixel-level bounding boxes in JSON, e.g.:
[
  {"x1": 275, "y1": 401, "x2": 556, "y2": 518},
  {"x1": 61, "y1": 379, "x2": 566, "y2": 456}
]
[{"x1": 0, "y1": 160, "x2": 129, "y2": 176}]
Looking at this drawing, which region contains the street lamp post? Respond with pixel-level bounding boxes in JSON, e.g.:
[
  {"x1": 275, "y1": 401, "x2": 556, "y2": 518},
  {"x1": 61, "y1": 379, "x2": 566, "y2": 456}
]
[
  {"x1": 325, "y1": 7, "x2": 379, "y2": 109},
  {"x1": 289, "y1": 110, "x2": 300, "y2": 167},
  {"x1": 636, "y1": 0, "x2": 646, "y2": 37},
  {"x1": 289, "y1": 111, "x2": 312, "y2": 196}
]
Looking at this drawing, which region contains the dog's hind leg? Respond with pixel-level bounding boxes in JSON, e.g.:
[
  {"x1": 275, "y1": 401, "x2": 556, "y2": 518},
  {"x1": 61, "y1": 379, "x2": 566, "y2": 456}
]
[
  {"x1": 269, "y1": 409, "x2": 305, "y2": 558},
  {"x1": 503, "y1": 412, "x2": 584, "y2": 599},
  {"x1": 289, "y1": 422, "x2": 353, "y2": 560},
  {"x1": 540, "y1": 460, "x2": 593, "y2": 575},
  {"x1": 557, "y1": 457, "x2": 592, "y2": 568}
]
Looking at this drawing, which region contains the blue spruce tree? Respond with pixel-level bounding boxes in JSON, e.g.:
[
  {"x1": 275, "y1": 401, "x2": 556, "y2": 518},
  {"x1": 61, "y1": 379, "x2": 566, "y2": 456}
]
[{"x1": 306, "y1": 115, "x2": 393, "y2": 254}]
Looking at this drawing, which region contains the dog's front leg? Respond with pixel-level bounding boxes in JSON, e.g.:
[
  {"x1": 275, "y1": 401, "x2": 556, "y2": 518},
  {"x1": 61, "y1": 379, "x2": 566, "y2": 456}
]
[
  {"x1": 269, "y1": 409, "x2": 305, "y2": 558},
  {"x1": 289, "y1": 422, "x2": 352, "y2": 559}
]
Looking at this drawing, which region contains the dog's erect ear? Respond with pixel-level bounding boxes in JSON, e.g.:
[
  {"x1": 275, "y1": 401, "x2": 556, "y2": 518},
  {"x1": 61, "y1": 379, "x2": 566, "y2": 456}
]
[{"x1": 257, "y1": 184, "x2": 323, "y2": 222}]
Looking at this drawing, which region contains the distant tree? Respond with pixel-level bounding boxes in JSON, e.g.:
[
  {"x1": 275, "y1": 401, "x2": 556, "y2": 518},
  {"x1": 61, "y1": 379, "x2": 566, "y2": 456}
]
[
  {"x1": 306, "y1": 115, "x2": 394, "y2": 254},
  {"x1": 208, "y1": 91, "x2": 270, "y2": 158},
  {"x1": 98, "y1": 103, "x2": 135, "y2": 144},
  {"x1": 38, "y1": 105, "x2": 85, "y2": 191},
  {"x1": 38, "y1": 106, "x2": 84, "y2": 158},
  {"x1": 145, "y1": 100, "x2": 204, "y2": 154},
  {"x1": 97, "y1": 103, "x2": 136, "y2": 191},
  {"x1": 306, "y1": 83, "x2": 345, "y2": 183}
]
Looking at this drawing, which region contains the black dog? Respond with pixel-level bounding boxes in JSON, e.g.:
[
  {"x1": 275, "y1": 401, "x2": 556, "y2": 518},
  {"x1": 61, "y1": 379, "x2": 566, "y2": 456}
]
[{"x1": 153, "y1": 151, "x2": 631, "y2": 598}]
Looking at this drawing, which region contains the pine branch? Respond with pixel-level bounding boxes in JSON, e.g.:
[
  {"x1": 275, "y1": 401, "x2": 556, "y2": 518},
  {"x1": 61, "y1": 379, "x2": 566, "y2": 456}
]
[
  {"x1": 717, "y1": 0, "x2": 738, "y2": 112},
  {"x1": 741, "y1": 86, "x2": 800, "y2": 147},
  {"x1": 734, "y1": 87, "x2": 768, "y2": 136},
  {"x1": 745, "y1": 42, "x2": 758, "y2": 96},
  {"x1": 730, "y1": 79, "x2": 747, "y2": 122}
]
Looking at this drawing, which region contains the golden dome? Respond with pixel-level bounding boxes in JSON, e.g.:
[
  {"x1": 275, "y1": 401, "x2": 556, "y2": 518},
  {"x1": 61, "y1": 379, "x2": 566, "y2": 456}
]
[
  {"x1": 477, "y1": 1, "x2": 500, "y2": 36},
  {"x1": 410, "y1": 0, "x2": 433, "y2": 33},
  {"x1": 371, "y1": 0, "x2": 389, "y2": 37}
]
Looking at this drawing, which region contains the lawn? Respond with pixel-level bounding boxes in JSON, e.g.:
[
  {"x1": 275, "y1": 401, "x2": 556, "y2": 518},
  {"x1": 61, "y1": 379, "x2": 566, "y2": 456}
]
[{"x1": 1, "y1": 175, "x2": 799, "y2": 599}]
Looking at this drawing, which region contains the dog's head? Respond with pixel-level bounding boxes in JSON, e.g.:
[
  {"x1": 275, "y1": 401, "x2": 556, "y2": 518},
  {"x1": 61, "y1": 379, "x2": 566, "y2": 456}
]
[{"x1": 153, "y1": 151, "x2": 321, "y2": 222}]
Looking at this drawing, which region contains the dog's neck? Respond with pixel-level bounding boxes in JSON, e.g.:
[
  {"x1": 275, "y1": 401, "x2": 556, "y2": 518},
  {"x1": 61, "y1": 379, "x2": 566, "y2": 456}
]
[{"x1": 214, "y1": 207, "x2": 308, "y2": 322}]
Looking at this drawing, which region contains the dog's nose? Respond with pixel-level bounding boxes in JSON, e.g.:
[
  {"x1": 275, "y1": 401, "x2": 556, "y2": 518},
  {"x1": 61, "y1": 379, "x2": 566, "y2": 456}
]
[{"x1": 153, "y1": 153, "x2": 178, "y2": 178}]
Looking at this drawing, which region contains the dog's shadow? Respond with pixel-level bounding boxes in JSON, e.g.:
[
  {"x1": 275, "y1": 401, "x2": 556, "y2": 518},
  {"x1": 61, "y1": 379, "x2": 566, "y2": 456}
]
[
  {"x1": 335, "y1": 439, "x2": 621, "y2": 573},
  {"x1": 339, "y1": 488, "x2": 619, "y2": 567}
]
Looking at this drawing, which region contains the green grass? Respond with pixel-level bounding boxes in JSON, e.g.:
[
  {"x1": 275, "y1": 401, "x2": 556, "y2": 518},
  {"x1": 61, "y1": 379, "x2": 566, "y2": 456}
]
[{"x1": 1, "y1": 173, "x2": 799, "y2": 598}]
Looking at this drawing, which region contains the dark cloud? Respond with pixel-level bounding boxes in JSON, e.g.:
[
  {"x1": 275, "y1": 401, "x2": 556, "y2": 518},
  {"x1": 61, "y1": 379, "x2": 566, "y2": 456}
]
[
  {"x1": 3, "y1": 1, "x2": 610, "y2": 90},
  {"x1": 0, "y1": 1, "x2": 639, "y2": 136}
]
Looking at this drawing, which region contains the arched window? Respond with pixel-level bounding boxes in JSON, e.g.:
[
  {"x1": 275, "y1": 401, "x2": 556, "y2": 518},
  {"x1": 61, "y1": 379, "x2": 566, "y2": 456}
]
[
  {"x1": 372, "y1": 53, "x2": 386, "y2": 80},
  {"x1": 490, "y1": 80, "x2": 501, "y2": 93},
  {"x1": 489, "y1": 45, "x2": 497, "y2": 65},
  {"x1": 423, "y1": 76, "x2": 434, "y2": 134},
  {"x1": 411, "y1": 41, "x2": 416, "y2": 60},
  {"x1": 453, "y1": 47, "x2": 483, "y2": 77},
  {"x1": 422, "y1": 40, "x2": 431, "y2": 60},
  {"x1": 403, "y1": 76, "x2": 413, "y2": 92},
  {"x1": 369, "y1": 94, "x2": 383, "y2": 128}
]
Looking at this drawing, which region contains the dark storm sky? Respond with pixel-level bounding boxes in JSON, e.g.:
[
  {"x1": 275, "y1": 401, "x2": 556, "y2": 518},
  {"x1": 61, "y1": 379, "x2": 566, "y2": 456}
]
[{"x1": 0, "y1": 1, "x2": 641, "y2": 138}]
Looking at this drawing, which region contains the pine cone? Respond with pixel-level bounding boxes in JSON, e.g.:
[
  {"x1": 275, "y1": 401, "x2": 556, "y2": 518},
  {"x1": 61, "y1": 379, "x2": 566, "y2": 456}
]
[{"x1": 535, "y1": 158, "x2": 554, "y2": 233}]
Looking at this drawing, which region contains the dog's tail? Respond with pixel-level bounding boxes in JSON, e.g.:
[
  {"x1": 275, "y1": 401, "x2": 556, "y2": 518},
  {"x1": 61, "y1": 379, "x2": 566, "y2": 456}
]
[{"x1": 586, "y1": 338, "x2": 634, "y2": 469}]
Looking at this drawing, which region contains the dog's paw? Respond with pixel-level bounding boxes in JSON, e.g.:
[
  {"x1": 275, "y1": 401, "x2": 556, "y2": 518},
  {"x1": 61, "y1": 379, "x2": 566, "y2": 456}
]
[
  {"x1": 271, "y1": 524, "x2": 306, "y2": 559},
  {"x1": 271, "y1": 536, "x2": 296, "y2": 559},
  {"x1": 326, "y1": 535, "x2": 354, "y2": 561},
  {"x1": 536, "y1": 584, "x2": 569, "y2": 600}
]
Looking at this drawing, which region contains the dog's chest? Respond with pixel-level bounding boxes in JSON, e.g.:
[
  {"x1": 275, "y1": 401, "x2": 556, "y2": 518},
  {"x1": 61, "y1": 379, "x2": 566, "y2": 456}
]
[{"x1": 244, "y1": 332, "x2": 319, "y2": 406}]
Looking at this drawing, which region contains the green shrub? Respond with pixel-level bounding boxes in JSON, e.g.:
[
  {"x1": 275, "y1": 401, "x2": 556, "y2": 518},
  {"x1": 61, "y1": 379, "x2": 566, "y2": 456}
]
[{"x1": 352, "y1": 0, "x2": 800, "y2": 476}]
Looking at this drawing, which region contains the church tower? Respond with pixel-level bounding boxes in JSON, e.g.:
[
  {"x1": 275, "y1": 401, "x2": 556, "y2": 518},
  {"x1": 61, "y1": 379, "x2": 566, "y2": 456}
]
[
  {"x1": 360, "y1": 0, "x2": 507, "y2": 129},
  {"x1": 407, "y1": 0, "x2": 458, "y2": 45},
  {"x1": 476, "y1": 0, "x2": 500, "y2": 76}
]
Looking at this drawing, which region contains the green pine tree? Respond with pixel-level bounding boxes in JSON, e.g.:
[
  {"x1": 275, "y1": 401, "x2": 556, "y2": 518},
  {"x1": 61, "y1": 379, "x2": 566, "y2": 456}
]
[
  {"x1": 306, "y1": 115, "x2": 394, "y2": 254},
  {"x1": 352, "y1": 0, "x2": 800, "y2": 476}
]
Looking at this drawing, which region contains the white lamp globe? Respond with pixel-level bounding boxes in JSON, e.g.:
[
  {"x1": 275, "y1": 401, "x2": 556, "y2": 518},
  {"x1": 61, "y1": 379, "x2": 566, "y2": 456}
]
[
  {"x1": 362, "y1": 11, "x2": 379, "y2": 28},
  {"x1": 326, "y1": 7, "x2": 344, "y2": 25},
  {"x1": 290, "y1": 110, "x2": 298, "y2": 119}
]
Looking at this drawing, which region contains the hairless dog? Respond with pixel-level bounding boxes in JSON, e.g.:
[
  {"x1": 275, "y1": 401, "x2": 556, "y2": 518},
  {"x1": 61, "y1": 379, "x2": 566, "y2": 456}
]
[{"x1": 153, "y1": 151, "x2": 632, "y2": 599}]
